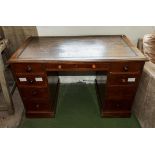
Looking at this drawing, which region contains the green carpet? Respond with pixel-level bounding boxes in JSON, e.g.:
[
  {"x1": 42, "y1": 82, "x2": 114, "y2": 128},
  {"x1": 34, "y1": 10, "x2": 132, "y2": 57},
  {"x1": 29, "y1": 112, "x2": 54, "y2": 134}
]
[{"x1": 20, "y1": 83, "x2": 141, "y2": 128}]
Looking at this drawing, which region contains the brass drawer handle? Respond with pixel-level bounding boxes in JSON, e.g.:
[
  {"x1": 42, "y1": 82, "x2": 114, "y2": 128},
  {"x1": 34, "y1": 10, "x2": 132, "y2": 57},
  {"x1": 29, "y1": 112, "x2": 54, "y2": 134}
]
[
  {"x1": 58, "y1": 65, "x2": 62, "y2": 69},
  {"x1": 123, "y1": 65, "x2": 129, "y2": 72},
  {"x1": 26, "y1": 65, "x2": 32, "y2": 72},
  {"x1": 92, "y1": 64, "x2": 96, "y2": 69}
]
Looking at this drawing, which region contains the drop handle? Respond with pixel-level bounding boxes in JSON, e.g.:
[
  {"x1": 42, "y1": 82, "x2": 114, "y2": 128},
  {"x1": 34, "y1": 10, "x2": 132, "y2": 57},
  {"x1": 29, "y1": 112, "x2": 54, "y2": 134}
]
[
  {"x1": 26, "y1": 65, "x2": 32, "y2": 72},
  {"x1": 92, "y1": 64, "x2": 96, "y2": 69},
  {"x1": 123, "y1": 65, "x2": 129, "y2": 72}
]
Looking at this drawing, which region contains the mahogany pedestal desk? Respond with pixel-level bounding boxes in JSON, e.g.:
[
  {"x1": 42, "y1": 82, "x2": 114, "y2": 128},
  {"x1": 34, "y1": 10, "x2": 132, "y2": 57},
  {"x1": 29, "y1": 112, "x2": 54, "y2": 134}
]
[{"x1": 8, "y1": 35, "x2": 147, "y2": 118}]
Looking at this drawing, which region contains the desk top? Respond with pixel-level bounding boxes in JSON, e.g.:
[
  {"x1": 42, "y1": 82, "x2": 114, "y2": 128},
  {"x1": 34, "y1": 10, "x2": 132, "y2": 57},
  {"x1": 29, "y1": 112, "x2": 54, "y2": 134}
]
[{"x1": 9, "y1": 35, "x2": 147, "y2": 63}]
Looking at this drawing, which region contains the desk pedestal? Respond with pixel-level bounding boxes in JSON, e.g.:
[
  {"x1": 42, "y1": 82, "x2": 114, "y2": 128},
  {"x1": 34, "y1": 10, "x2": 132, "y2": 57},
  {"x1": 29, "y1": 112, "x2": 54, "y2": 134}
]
[{"x1": 11, "y1": 61, "x2": 144, "y2": 118}]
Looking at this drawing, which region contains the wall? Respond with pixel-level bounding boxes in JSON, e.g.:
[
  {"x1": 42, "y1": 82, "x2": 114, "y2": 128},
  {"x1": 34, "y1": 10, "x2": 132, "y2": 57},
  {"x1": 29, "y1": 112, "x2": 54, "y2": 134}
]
[
  {"x1": 37, "y1": 26, "x2": 155, "y2": 44},
  {"x1": 37, "y1": 26, "x2": 155, "y2": 83}
]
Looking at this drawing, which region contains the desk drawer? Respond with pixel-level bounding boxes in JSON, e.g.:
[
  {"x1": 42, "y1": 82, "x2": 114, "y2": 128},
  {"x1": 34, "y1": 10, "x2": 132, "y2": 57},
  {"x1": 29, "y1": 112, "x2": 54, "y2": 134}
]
[
  {"x1": 11, "y1": 63, "x2": 44, "y2": 74},
  {"x1": 19, "y1": 87, "x2": 49, "y2": 99},
  {"x1": 16, "y1": 74, "x2": 47, "y2": 86},
  {"x1": 23, "y1": 99, "x2": 52, "y2": 112},
  {"x1": 110, "y1": 62, "x2": 143, "y2": 73},
  {"x1": 104, "y1": 100, "x2": 132, "y2": 111},
  {"x1": 77, "y1": 63, "x2": 109, "y2": 70},
  {"x1": 108, "y1": 73, "x2": 139, "y2": 86},
  {"x1": 45, "y1": 62, "x2": 109, "y2": 71},
  {"x1": 107, "y1": 86, "x2": 136, "y2": 100}
]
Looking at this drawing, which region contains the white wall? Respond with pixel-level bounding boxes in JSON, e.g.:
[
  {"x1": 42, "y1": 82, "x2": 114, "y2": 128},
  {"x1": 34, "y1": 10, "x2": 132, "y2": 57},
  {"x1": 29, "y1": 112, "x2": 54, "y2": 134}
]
[
  {"x1": 36, "y1": 26, "x2": 155, "y2": 83},
  {"x1": 37, "y1": 26, "x2": 155, "y2": 44}
]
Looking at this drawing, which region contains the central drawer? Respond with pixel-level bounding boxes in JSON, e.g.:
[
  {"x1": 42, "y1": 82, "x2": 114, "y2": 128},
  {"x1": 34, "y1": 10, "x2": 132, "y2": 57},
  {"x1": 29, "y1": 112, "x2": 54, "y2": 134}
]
[{"x1": 45, "y1": 62, "x2": 109, "y2": 71}]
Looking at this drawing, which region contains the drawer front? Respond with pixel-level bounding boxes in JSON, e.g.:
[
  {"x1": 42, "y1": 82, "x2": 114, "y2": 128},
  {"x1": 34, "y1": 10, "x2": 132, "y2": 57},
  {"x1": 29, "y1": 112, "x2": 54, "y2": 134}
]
[
  {"x1": 77, "y1": 63, "x2": 109, "y2": 70},
  {"x1": 107, "y1": 86, "x2": 136, "y2": 100},
  {"x1": 16, "y1": 74, "x2": 47, "y2": 86},
  {"x1": 110, "y1": 62, "x2": 144, "y2": 73},
  {"x1": 11, "y1": 63, "x2": 44, "y2": 74},
  {"x1": 108, "y1": 73, "x2": 140, "y2": 86},
  {"x1": 103, "y1": 100, "x2": 132, "y2": 111},
  {"x1": 23, "y1": 99, "x2": 52, "y2": 111},
  {"x1": 19, "y1": 87, "x2": 49, "y2": 99},
  {"x1": 45, "y1": 62, "x2": 109, "y2": 71}
]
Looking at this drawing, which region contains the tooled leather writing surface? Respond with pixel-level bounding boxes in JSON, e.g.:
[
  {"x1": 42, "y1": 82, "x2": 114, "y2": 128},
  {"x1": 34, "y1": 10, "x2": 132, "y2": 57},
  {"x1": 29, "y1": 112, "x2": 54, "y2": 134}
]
[{"x1": 18, "y1": 36, "x2": 139, "y2": 61}]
